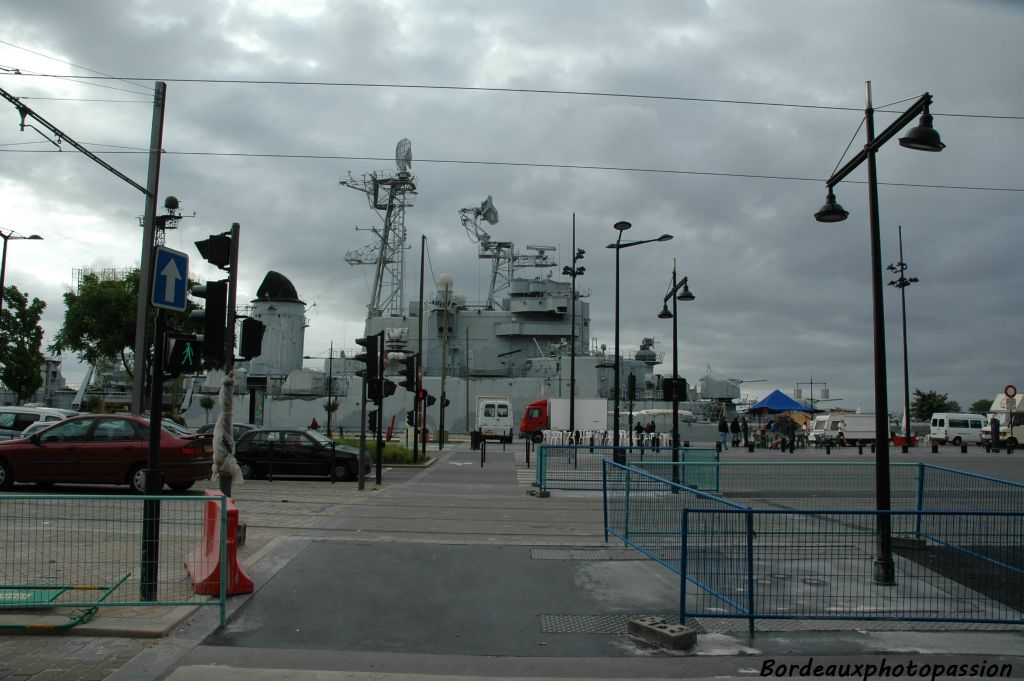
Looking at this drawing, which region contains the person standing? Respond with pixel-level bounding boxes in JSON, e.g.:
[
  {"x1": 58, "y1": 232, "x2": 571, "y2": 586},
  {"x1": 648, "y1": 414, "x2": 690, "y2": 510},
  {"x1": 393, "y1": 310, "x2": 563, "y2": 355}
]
[
  {"x1": 730, "y1": 417, "x2": 741, "y2": 448},
  {"x1": 718, "y1": 416, "x2": 729, "y2": 450},
  {"x1": 740, "y1": 417, "x2": 750, "y2": 447}
]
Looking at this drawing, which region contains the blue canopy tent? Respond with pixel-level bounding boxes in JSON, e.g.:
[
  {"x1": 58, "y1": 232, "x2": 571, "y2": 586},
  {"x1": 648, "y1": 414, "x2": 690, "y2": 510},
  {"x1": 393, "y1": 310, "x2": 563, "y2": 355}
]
[{"x1": 745, "y1": 389, "x2": 814, "y2": 414}]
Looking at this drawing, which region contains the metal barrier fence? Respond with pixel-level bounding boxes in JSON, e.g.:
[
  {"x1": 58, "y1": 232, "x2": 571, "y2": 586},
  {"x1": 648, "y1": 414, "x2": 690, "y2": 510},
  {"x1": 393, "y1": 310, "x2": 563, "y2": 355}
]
[
  {"x1": 0, "y1": 494, "x2": 227, "y2": 629},
  {"x1": 538, "y1": 444, "x2": 719, "y2": 491},
  {"x1": 603, "y1": 459, "x2": 744, "y2": 573},
  {"x1": 602, "y1": 461, "x2": 1024, "y2": 631},
  {"x1": 683, "y1": 508, "x2": 1024, "y2": 631},
  {"x1": 632, "y1": 461, "x2": 924, "y2": 510}
]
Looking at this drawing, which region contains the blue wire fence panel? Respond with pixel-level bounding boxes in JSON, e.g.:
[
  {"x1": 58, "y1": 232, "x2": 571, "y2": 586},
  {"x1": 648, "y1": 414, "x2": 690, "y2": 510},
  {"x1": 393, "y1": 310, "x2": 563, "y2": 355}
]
[
  {"x1": 602, "y1": 461, "x2": 1024, "y2": 629},
  {"x1": 539, "y1": 445, "x2": 718, "y2": 491},
  {"x1": 683, "y1": 509, "x2": 1024, "y2": 626},
  {"x1": 0, "y1": 494, "x2": 228, "y2": 625},
  {"x1": 603, "y1": 459, "x2": 745, "y2": 573}
]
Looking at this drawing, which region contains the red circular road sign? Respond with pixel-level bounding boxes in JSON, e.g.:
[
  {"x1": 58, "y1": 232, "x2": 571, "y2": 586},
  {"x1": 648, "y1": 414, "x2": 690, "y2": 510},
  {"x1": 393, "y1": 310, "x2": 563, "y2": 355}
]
[{"x1": 1006, "y1": 385, "x2": 1018, "y2": 399}]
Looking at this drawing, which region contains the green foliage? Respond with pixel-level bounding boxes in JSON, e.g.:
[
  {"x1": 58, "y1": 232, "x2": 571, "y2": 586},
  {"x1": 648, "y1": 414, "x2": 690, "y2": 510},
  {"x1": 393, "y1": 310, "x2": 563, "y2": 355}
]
[
  {"x1": 336, "y1": 437, "x2": 427, "y2": 464},
  {"x1": 323, "y1": 399, "x2": 340, "y2": 414},
  {"x1": 48, "y1": 270, "x2": 202, "y2": 380},
  {"x1": 911, "y1": 389, "x2": 961, "y2": 421},
  {"x1": 0, "y1": 285, "x2": 47, "y2": 403},
  {"x1": 199, "y1": 395, "x2": 216, "y2": 423},
  {"x1": 969, "y1": 398, "x2": 994, "y2": 415}
]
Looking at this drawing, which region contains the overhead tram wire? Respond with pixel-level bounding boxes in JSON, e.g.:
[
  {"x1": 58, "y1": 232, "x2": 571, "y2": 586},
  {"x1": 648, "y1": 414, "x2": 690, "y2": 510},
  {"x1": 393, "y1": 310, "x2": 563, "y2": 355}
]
[
  {"x1": 0, "y1": 40, "x2": 152, "y2": 94},
  {"x1": 8, "y1": 72, "x2": 1024, "y2": 120},
  {"x1": 1, "y1": 146, "x2": 1020, "y2": 193}
]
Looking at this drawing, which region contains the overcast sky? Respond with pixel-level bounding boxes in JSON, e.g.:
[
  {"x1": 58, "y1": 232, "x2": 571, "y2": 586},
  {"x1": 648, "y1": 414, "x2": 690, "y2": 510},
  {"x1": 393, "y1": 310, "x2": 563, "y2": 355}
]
[{"x1": 1, "y1": 0, "x2": 1021, "y2": 413}]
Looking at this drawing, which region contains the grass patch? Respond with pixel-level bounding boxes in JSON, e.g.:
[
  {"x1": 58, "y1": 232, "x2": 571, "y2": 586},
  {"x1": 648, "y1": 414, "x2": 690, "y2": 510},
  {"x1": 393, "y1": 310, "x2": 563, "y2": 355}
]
[{"x1": 336, "y1": 437, "x2": 431, "y2": 464}]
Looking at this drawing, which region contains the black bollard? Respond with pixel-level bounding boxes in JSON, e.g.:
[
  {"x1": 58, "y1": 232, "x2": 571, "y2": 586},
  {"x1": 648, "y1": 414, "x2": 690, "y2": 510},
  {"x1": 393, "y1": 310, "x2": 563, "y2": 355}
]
[
  {"x1": 870, "y1": 443, "x2": 876, "y2": 454},
  {"x1": 858, "y1": 444, "x2": 864, "y2": 455},
  {"x1": 931, "y1": 442, "x2": 939, "y2": 454},
  {"x1": 825, "y1": 444, "x2": 831, "y2": 456},
  {"x1": 961, "y1": 443, "x2": 968, "y2": 454},
  {"x1": 1008, "y1": 441, "x2": 1015, "y2": 455},
  {"x1": 747, "y1": 442, "x2": 754, "y2": 453},
  {"x1": 481, "y1": 439, "x2": 487, "y2": 467},
  {"x1": 526, "y1": 438, "x2": 531, "y2": 468}
]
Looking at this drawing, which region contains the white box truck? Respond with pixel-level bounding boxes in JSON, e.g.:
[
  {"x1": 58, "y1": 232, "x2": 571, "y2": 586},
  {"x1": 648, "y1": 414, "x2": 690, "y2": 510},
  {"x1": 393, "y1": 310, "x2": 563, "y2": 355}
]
[
  {"x1": 518, "y1": 398, "x2": 607, "y2": 442},
  {"x1": 475, "y1": 396, "x2": 513, "y2": 442}
]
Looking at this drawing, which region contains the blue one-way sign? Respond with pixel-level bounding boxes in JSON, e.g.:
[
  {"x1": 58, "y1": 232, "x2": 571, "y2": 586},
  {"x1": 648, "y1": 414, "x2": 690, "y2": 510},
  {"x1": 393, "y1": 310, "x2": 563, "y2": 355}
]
[{"x1": 151, "y1": 245, "x2": 189, "y2": 312}]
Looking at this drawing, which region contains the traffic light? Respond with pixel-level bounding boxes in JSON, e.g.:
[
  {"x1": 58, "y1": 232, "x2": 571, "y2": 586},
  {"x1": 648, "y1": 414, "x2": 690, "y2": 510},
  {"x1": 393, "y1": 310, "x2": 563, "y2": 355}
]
[
  {"x1": 418, "y1": 389, "x2": 437, "y2": 407},
  {"x1": 165, "y1": 334, "x2": 203, "y2": 377},
  {"x1": 406, "y1": 410, "x2": 415, "y2": 426},
  {"x1": 441, "y1": 393, "x2": 450, "y2": 408},
  {"x1": 368, "y1": 410, "x2": 378, "y2": 432},
  {"x1": 238, "y1": 317, "x2": 265, "y2": 360},
  {"x1": 367, "y1": 379, "x2": 397, "y2": 402},
  {"x1": 662, "y1": 377, "x2": 688, "y2": 401},
  {"x1": 354, "y1": 336, "x2": 380, "y2": 381},
  {"x1": 195, "y1": 234, "x2": 232, "y2": 270},
  {"x1": 190, "y1": 280, "x2": 228, "y2": 363},
  {"x1": 395, "y1": 352, "x2": 418, "y2": 391}
]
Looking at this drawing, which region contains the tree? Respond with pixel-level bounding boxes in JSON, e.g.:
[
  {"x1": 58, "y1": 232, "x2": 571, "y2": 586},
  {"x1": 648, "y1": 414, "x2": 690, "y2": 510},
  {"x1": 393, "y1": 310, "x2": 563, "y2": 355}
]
[
  {"x1": 200, "y1": 395, "x2": 216, "y2": 423},
  {"x1": 323, "y1": 399, "x2": 340, "y2": 436},
  {"x1": 910, "y1": 389, "x2": 960, "y2": 421},
  {"x1": 49, "y1": 270, "x2": 200, "y2": 384},
  {"x1": 0, "y1": 285, "x2": 47, "y2": 403},
  {"x1": 969, "y1": 398, "x2": 993, "y2": 415}
]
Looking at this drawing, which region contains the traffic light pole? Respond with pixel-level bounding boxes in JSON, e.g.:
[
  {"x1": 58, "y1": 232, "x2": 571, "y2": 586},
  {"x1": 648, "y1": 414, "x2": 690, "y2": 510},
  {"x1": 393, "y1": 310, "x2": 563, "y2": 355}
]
[
  {"x1": 375, "y1": 330, "x2": 385, "y2": 485},
  {"x1": 141, "y1": 307, "x2": 167, "y2": 601},
  {"x1": 219, "y1": 223, "x2": 240, "y2": 498},
  {"x1": 358, "y1": 369, "x2": 368, "y2": 491}
]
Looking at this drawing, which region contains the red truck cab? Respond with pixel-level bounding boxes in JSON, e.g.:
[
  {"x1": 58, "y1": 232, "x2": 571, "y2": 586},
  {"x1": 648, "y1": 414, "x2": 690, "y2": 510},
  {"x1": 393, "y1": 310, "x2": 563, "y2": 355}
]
[{"x1": 519, "y1": 399, "x2": 549, "y2": 442}]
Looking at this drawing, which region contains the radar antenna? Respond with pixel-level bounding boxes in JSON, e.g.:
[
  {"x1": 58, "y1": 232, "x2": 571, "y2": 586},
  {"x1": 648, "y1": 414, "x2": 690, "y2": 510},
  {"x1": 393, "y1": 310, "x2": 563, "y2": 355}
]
[
  {"x1": 459, "y1": 195, "x2": 555, "y2": 308},
  {"x1": 341, "y1": 138, "x2": 417, "y2": 317}
]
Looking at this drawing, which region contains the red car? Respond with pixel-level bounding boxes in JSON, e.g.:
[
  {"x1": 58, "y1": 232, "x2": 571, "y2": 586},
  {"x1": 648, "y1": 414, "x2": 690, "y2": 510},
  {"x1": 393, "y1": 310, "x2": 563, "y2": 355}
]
[{"x1": 0, "y1": 414, "x2": 213, "y2": 493}]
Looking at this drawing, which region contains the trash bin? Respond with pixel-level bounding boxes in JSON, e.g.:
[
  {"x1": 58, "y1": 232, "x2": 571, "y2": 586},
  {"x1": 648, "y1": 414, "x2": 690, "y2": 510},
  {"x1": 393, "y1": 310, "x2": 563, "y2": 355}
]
[{"x1": 471, "y1": 430, "x2": 481, "y2": 450}]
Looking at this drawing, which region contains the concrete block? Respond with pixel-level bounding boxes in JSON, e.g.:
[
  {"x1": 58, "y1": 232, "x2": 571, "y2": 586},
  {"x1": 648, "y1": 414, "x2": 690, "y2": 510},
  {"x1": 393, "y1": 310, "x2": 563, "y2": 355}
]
[{"x1": 627, "y1": 615, "x2": 697, "y2": 650}]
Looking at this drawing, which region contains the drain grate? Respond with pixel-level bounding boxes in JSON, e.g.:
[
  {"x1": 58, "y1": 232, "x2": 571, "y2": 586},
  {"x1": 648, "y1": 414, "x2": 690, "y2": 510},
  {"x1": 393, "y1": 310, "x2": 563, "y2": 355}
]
[
  {"x1": 531, "y1": 548, "x2": 644, "y2": 561},
  {"x1": 540, "y1": 613, "x2": 682, "y2": 634}
]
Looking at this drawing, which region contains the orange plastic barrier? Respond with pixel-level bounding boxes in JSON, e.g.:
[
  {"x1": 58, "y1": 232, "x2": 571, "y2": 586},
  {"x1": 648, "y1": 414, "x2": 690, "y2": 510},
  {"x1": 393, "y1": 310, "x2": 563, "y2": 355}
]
[{"x1": 185, "y1": 490, "x2": 254, "y2": 596}]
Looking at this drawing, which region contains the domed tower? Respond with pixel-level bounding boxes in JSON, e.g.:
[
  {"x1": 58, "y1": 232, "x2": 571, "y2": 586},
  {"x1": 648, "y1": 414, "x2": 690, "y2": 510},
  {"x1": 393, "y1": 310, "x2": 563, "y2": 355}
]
[{"x1": 246, "y1": 271, "x2": 306, "y2": 377}]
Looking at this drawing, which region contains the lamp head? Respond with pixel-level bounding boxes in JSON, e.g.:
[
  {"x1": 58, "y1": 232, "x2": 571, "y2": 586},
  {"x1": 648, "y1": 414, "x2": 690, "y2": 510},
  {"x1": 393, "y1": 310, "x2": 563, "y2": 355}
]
[
  {"x1": 613, "y1": 221, "x2": 632, "y2": 232},
  {"x1": 27, "y1": 234, "x2": 43, "y2": 240},
  {"x1": 562, "y1": 266, "x2": 572, "y2": 276},
  {"x1": 656, "y1": 234, "x2": 673, "y2": 242},
  {"x1": 658, "y1": 303, "x2": 673, "y2": 319},
  {"x1": 677, "y1": 278, "x2": 695, "y2": 301},
  {"x1": 898, "y1": 111, "x2": 945, "y2": 152},
  {"x1": 814, "y1": 190, "x2": 849, "y2": 223}
]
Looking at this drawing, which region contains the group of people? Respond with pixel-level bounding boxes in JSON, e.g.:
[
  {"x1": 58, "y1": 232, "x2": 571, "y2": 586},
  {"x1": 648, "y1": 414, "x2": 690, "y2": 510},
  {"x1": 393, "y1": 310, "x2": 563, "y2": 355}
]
[
  {"x1": 718, "y1": 414, "x2": 802, "y2": 450},
  {"x1": 717, "y1": 416, "x2": 750, "y2": 450}
]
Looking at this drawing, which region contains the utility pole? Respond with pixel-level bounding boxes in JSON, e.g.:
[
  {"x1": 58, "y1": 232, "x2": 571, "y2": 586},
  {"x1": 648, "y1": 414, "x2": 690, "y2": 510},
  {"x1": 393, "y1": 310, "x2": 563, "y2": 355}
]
[{"x1": 131, "y1": 82, "x2": 168, "y2": 414}]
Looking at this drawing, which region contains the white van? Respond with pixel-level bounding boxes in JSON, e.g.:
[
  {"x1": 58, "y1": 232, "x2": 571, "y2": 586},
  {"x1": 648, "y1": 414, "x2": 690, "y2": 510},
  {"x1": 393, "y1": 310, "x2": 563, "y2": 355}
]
[
  {"x1": 475, "y1": 396, "x2": 513, "y2": 442},
  {"x1": 929, "y1": 413, "x2": 985, "y2": 446},
  {"x1": 0, "y1": 406, "x2": 78, "y2": 440}
]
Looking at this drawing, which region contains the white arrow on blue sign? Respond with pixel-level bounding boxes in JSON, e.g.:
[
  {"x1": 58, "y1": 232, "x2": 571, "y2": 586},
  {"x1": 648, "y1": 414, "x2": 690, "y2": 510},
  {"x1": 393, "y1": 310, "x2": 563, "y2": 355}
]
[{"x1": 151, "y1": 245, "x2": 189, "y2": 312}]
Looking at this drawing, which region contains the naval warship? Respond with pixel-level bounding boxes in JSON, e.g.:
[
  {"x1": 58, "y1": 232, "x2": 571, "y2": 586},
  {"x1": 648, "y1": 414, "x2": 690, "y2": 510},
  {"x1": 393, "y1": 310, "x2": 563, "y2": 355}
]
[{"x1": 181, "y1": 140, "x2": 736, "y2": 440}]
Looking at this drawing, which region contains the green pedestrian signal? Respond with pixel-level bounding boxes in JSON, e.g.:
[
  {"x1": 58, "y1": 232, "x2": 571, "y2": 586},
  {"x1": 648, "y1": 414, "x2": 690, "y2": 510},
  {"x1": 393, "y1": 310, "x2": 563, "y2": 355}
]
[{"x1": 165, "y1": 334, "x2": 204, "y2": 377}]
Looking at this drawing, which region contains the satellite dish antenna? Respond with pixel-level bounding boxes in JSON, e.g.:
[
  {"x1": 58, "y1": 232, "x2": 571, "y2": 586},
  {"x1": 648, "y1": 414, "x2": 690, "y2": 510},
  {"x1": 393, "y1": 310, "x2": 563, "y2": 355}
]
[
  {"x1": 395, "y1": 138, "x2": 412, "y2": 173},
  {"x1": 480, "y1": 195, "x2": 499, "y2": 225}
]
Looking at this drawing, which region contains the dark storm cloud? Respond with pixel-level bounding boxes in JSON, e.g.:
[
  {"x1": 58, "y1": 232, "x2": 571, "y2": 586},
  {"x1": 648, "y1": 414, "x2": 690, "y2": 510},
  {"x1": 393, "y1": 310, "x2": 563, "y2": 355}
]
[{"x1": 1, "y1": 0, "x2": 1022, "y2": 410}]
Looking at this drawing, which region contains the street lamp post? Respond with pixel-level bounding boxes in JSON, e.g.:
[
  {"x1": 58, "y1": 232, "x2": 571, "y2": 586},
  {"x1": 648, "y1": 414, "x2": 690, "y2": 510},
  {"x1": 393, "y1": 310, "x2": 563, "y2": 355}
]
[
  {"x1": 0, "y1": 230, "x2": 44, "y2": 312},
  {"x1": 607, "y1": 223, "x2": 673, "y2": 463},
  {"x1": 658, "y1": 259, "x2": 694, "y2": 485},
  {"x1": 815, "y1": 81, "x2": 944, "y2": 584},
  {"x1": 562, "y1": 214, "x2": 585, "y2": 440},
  {"x1": 888, "y1": 225, "x2": 918, "y2": 454}
]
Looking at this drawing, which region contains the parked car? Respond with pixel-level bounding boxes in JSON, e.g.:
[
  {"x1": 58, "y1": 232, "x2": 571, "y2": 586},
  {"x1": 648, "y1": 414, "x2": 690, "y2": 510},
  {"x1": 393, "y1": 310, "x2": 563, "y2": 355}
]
[
  {"x1": 0, "y1": 406, "x2": 78, "y2": 440},
  {"x1": 195, "y1": 422, "x2": 260, "y2": 440},
  {"x1": 234, "y1": 428, "x2": 367, "y2": 481},
  {"x1": 0, "y1": 414, "x2": 213, "y2": 493}
]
